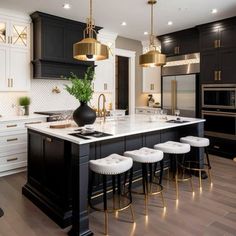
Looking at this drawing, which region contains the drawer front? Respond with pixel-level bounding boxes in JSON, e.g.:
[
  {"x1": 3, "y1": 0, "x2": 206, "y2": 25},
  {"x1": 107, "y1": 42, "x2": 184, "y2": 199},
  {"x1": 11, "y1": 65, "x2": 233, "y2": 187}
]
[
  {"x1": 0, "y1": 153, "x2": 27, "y2": 172},
  {"x1": 0, "y1": 143, "x2": 27, "y2": 156},
  {"x1": 0, "y1": 133, "x2": 27, "y2": 145}
]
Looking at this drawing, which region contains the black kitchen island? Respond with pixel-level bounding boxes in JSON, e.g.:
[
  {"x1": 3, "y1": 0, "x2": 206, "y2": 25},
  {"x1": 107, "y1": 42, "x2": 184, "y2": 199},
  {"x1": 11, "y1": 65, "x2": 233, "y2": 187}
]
[{"x1": 22, "y1": 115, "x2": 205, "y2": 236}]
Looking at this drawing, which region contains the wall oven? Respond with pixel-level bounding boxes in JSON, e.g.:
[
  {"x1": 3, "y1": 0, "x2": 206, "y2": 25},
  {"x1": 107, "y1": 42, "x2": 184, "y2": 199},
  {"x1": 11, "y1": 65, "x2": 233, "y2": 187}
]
[
  {"x1": 202, "y1": 84, "x2": 236, "y2": 109},
  {"x1": 202, "y1": 109, "x2": 236, "y2": 140}
]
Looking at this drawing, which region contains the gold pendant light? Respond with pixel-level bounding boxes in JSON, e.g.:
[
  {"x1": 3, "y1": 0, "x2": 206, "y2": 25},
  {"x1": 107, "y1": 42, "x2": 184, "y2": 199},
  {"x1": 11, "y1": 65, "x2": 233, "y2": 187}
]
[
  {"x1": 139, "y1": 0, "x2": 166, "y2": 67},
  {"x1": 73, "y1": 0, "x2": 109, "y2": 61}
]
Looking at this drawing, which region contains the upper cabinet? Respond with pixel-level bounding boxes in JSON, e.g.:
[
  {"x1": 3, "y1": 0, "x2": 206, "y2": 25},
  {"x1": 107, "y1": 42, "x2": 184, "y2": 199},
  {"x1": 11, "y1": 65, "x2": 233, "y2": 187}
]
[
  {"x1": 0, "y1": 14, "x2": 30, "y2": 92},
  {"x1": 158, "y1": 28, "x2": 199, "y2": 57},
  {"x1": 199, "y1": 17, "x2": 236, "y2": 84},
  {"x1": 142, "y1": 67, "x2": 161, "y2": 94},
  {"x1": 31, "y1": 12, "x2": 98, "y2": 79}
]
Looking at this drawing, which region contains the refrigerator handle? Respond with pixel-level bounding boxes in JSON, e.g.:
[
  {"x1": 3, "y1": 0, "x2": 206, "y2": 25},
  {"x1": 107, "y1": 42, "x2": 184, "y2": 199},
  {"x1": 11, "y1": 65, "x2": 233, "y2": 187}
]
[{"x1": 171, "y1": 80, "x2": 177, "y2": 115}]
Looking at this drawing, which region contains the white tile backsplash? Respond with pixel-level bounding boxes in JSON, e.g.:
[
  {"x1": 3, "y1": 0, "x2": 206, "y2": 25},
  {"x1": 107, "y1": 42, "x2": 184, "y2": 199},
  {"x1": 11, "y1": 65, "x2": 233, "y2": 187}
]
[{"x1": 0, "y1": 79, "x2": 112, "y2": 116}]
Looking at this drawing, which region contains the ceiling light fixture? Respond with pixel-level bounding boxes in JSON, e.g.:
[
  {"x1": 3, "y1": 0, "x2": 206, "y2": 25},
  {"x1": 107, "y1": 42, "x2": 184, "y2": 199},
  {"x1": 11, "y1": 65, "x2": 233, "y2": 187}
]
[
  {"x1": 211, "y1": 8, "x2": 218, "y2": 14},
  {"x1": 63, "y1": 3, "x2": 71, "y2": 9},
  {"x1": 168, "y1": 21, "x2": 173, "y2": 26},
  {"x1": 121, "y1": 21, "x2": 127, "y2": 26},
  {"x1": 144, "y1": 31, "x2": 148, "y2": 35},
  {"x1": 139, "y1": 0, "x2": 166, "y2": 67},
  {"x1": 73, "y1": 0, "x2": 109, "y2": 61}
]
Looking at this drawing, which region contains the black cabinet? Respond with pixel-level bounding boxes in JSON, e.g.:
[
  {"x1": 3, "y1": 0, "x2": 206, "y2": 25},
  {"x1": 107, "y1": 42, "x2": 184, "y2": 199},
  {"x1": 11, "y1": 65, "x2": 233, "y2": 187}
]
[
  {"x1": 158, "y1": 28, "x2": 199, "y2": 57},
  {"x1": 31, "y1": 12, "x2": 98, "y2": 79}
]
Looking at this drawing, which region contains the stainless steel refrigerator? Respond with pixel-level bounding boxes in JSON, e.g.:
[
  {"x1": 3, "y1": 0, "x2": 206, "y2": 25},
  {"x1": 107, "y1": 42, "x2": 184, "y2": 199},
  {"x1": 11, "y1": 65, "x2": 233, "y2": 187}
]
[{"x1": 162, "y1": 74, "x2": 196, "y2": 118}]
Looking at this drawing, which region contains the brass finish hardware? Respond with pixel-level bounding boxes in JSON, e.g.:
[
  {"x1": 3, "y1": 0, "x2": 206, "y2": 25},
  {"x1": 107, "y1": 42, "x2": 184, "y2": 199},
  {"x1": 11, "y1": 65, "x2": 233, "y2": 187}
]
[
  {"x1": 98, "y1": 93, "x2": 106, "y2": 122},
  {"x1": 214, "y1": 40, "x2": 218, "y2": 48},
  {"x1": 104, "y1": 83, "x2": 107, "y2": 90},
  {"x1": 45, "y1": 137, "x2": 52, "y2": 142},
  {"x1": 7, "y1": 157, "x2": 18, "y2": 162},
  {"x1": 177, "y1": 46, "x2": 180, "y2": 54},
  {"x1": 171, "y1": 80, "x2": 177, "y2": 115},
  {"x1": 8, "y1": 78, "x2": 10, "y2": 87},
  {"x1": 25, "y1": 121, "x2": 42, "y2": 125},
  {"x1": 214, "y1": 71, "x2": 218, "y2": 81},
  {"x1": 150, "y1": 83, "x2": 154, "y2": 90},
  {"x1": 174, "y1": 46, "x2": 178, "y2": 54},
  {"x1": 218, "y1": 70, "x2": 221, "y2": 81},
  {"x1": 7, "y1": 138, "x2": 18, "y2": 142},
  {"x1": 218, "y1": 39, "x2": 221, "y2": 48},
  {"x1": 213, "y1": 145, "x2": 220, "y2": 149},
  {"x1": 11, "y1": 78, "x2": 13, "y2": 87},
  {"x1": 6, "y1": 124, "x2": 17, "y2": 128}
]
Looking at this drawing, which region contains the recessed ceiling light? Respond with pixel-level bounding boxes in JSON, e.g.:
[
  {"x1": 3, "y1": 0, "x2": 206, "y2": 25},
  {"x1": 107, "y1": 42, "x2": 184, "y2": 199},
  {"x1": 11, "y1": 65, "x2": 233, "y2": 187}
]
[
  {"x1": 211, "y1": 9, "x2": 218, "y2": 14},
  {"x1": 63, "y1": 3, "x2": 71, "y2": 9},
  {"x1": 144, "y1": 31, "x2": 148, "y2": 35},
  {"x1": 121, "y1": 22, "x2": 127, "y2": 26},
  {"x1": 168, "y1": 21, "x2": 173, "y2": 26}
]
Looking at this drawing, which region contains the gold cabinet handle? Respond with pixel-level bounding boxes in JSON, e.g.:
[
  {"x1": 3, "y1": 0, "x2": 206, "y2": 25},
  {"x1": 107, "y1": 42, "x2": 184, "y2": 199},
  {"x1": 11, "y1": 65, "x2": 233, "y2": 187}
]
[
  {"x1": 7, "y1": 157, "x2": 18, "y2": 162},
  {"x1": 8, "y1": 78, "x2": 10, "y2": 87},
  {"x1": 150, "y1": 84, "x2": 154, "y2": 90},
  {"x1": 178, "y1": 46, "x2": 180, "y2": 54},
  {"x1": 218, "y1": 39, "x2": 221, "y2": 48},
  {"x1": 11, "y1": 78, "x2": 13, "y2": 87},
  {"x1": 25, "y1": 121, "x2": 42, "y2": 125},
  {"x1": 214, "y1": 71, "x2": 218, "y2": 81},
  {"x1": 7, "y1": 138, "x2": 18, "y2": 142},
  {"x1": 214, "y1": 40, "x2": 218, "y2": 48},
  {"x1": 6, "y1": 124, "x2": 17, "y2": 128},
  {"x1": 45, "y1": 137, "x2": 52, "y2": 142},
  {"x1": 218, "y1": 70, "x2": 221, "y2": 81},
  {"x1": 104, "y1": 83, "x2": 107, "y2": 90}
]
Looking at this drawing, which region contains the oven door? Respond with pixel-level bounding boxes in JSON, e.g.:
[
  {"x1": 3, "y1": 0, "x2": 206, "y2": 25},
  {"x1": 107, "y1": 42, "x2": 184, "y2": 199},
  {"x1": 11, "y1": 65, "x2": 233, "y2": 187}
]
[
  {"x1": 202, "y1": 110, "x2": 236, "y2": 140},
  {"x1": 202, "y1": 87, "x2": 236, "y2": 109}
]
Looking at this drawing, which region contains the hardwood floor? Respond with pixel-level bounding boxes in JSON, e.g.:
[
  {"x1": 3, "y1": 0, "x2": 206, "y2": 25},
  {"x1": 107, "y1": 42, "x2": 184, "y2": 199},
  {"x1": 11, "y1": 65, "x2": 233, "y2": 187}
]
[{"x1": 0, "y1": 155, "x2": 236, "y2": 236}]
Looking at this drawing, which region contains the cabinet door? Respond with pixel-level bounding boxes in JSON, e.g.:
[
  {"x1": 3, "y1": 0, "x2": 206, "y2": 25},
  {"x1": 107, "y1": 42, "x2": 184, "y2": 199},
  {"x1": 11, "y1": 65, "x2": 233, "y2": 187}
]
[
  {"x1": 10, "y1": 21, "x2": 30, "y2": 49},
  {"x1": 219, "y1": 48, "x2": 236, "y2": 83},
  {"x1": 0, "y1": 46, "x2": 9, "y2": 91},
  {"x1": 219, "y1": 25, "x2": 236, "y2": 49},
  {"x1": 161, "y1": 39, "x2": 178, "y2": 56},
  {"x1": 43, "y1": 20, "x2": 64, "y2": 60},
  {"x1": 200, "y1": 51, "x2": 219, "y2": 83},
  {"x1": 9, "y1": 48, "x2": 30, "y2": 91},
  {"x1": 142, "y1": 67, "x2": 161, "y2": 93},
  {"x1": 180, "y1": 35, "x2": 199, "y2": 55},
  {"x1": 200, "y1": 29, "x2": 219, "y2": 51}
]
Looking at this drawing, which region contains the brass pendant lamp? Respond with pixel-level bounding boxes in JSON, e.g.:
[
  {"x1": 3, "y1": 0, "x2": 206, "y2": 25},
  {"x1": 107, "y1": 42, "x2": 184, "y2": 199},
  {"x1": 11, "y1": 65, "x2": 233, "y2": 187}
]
[
  {"x1": 73, "y1": 0, "x2": 109, "y2": 61},
  {"x1": 139, "y1": 0, "x2": 166, "y2": 67}
]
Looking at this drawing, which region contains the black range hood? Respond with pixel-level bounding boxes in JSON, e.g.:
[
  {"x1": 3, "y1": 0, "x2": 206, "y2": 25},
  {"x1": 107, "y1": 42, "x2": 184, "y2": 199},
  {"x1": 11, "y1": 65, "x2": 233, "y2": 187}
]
[{"x1": 31, "y1": 12, "x2": 101, "y2": 79}]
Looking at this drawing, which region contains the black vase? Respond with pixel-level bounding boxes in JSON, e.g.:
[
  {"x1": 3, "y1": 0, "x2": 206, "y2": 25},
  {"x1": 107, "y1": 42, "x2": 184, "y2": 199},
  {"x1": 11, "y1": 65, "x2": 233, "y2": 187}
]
[{"x1": 73, "y1": 102, "x2": 96, "y2": 127}]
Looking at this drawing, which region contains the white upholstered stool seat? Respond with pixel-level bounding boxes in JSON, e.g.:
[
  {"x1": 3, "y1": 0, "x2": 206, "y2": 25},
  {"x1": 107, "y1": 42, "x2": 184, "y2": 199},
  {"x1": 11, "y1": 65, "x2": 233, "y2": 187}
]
[
  {"x1": 89, "y1": 154, "x2": 133, "y2": 175},
  {"x1": 124, "y1": 147, "x2": 163, "y2": 163},
  {"x1": 154, "y1": 141, "x2": 190, "y2": 154},
  {"x1": 180, "y1": 136, "x2": 210, "y2": 147}
]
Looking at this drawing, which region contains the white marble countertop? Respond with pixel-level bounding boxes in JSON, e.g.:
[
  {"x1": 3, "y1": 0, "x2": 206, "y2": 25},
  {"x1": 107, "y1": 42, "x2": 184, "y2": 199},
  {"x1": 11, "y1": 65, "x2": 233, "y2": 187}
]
[
  {"x1": 136, "y1": 106, "x2": 161, "y2": 110},
  {"x1": 26, "y1": 114, "x2": 205, "y2": 145},
  {"x1": 0, "y1": 114, "x2": 48, "y2": 123}
]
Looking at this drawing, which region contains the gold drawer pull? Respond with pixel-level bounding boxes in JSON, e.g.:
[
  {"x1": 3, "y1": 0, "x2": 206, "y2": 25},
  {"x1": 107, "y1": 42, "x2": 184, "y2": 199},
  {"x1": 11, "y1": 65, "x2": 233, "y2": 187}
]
[
  {"x1": 7, "y1": 158, "x2": 18, "y2": 162},
  {"x1": 46, "y1": 137, "x2": 52, "y2": 142},
  {"x1": 6, "y1": 124, "x2": 17, "y2": 128},
  {"x1": 7, "y1": 138, "x2": 18, "y2": 142},
  {"x1": 213, "y1": 145, "x2": 220, "y2": 149},
  {"x1": 25, "y1": 121, "x2": 42, "y2": 125}
]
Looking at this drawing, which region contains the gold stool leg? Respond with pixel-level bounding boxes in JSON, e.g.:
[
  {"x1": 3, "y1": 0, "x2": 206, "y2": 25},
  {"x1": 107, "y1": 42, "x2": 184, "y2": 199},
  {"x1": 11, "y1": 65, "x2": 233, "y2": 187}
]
[
  {"x1": 129, "y1": 204, "x2": 135, "y2": 223},
  {"x1": 199, "y1": 170, "x2": 202, "y2": 191},
  {"x1": 175, "y1": 166, "x2": 179, "y2": 200},
  {"x1": 144, "y1": 193, "x2": 148, "y2": 215},
  {"x1": 208, "y1": 169, "x2": 212, "y2": 184},
  {"x1": 104, "y1": 210, "x2": 108, "y2": 235},
  {"x1": 160, "y1": 191, "x2": 166, "y2": 208},
  {"x1": 190, "y1": 176, "x2": 194, "y2": 193}
]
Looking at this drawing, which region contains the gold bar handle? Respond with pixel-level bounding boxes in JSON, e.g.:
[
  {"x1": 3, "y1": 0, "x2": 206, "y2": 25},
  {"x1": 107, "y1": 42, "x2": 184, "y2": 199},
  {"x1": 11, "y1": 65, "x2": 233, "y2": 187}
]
[
  {"x1": 104, "y1": 83, "x2": 107, "y2": 90},
  {"x1": 218, "y1": 70, "x2": 221, "y2": 81},
  {"x1": 214, "y1": 40, "x2": 218, "y2": 48},
  {"x1": 214, "y1": 71, "x2": 218, "y2": 81},
  {"x1": 6, "y1": 124, "x2": 17, "y2": 128},
  {"x1": 7, "y1": 158, "x2": 18, "y2": 162},
  {"x1": 218, "y1": 39, "x2": 221, "y2": 48},
  {"x1": 25, "y1": 121, "x2": 42, "y2": 125},
  {"x1": 11, "y1": 78, "x2": 13, "y2": 87},
  {"x1": 7, "y1": 138, "x2": 18, "y2": 142},
  {"x1": 174, "y1": 47, "x2": 178, "y2": 54},
  {"x1": 178, "y1": 46, "x2": 180, "y2": 54},
  {"x1": 150, "y1": 84, "x2": 154, "y2": 90},
  {"x1": 8, "y1": 78, "x2": 10, "y2": 87}
]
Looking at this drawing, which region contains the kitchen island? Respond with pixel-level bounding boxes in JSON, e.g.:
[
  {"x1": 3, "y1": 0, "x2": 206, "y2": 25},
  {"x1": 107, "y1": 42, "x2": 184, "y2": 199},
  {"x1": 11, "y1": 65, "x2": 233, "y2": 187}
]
[{"x1": 22, "y1": 114, "x2": 205, "y2": 236}]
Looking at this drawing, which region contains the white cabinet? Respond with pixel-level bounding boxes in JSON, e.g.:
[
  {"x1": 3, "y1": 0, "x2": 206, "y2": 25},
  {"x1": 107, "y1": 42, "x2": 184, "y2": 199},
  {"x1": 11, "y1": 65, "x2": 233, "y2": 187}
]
[
  {"x1": 136, "y1": 107, "x2": 161, "y2": 115},
  {"x1": 0, "y1": 116, "x2": 47, "y2": 177},
  {"x1": 94, "y1": 30, "x2": 117, "y2": 93},
  {"x1": 142, "y1": 67, "x2": 161, "y2": 93},
  {"x1": 0, "y1": 14, "x2": 30, "y2": 92}
]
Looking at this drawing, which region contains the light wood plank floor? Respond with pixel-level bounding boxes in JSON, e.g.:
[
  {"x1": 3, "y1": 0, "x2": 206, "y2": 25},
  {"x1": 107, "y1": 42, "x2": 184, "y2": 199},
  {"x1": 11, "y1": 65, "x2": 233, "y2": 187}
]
[{"x1": 0, "y1": 155, "x2": 236, "y2": 236}]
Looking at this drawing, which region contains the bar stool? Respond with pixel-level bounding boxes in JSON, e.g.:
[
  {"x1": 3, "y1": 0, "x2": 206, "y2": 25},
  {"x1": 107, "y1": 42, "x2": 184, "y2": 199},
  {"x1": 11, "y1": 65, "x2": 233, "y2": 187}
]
[
  {"x1": 180, "y1": 136, "x2": 212, "y2": 190},
  {"x1": 154, "y1": 141, "x2": 193, "y2": 200},
  {"x1": 89, "y1": 154, "x2": 134, "y2": 235},
  {"x1": 124, "y1": 147, "x2": 165, "y2": 215}
]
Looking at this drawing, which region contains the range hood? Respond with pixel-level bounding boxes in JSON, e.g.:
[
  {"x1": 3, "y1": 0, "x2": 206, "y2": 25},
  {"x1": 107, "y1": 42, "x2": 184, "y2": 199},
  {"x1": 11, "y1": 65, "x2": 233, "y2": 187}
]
[
  {"x1": 162, "y1": 53, "x2": 200, "y2": 76},
  {"x1": 31, "y1": 12, "x2": 100, "y2": 79}
]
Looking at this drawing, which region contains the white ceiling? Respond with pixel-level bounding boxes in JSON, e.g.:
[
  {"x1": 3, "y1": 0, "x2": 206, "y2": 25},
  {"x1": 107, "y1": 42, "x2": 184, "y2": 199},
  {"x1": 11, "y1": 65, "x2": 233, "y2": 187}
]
[{"x1": 1, "y1": 0, "x2": 236, "y2": 41}]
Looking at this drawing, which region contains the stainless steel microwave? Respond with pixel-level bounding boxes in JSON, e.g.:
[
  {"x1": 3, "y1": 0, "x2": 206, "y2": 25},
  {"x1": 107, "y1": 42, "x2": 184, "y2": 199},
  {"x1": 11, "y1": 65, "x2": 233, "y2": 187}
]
[{"x1": 202, "y1": 84, "x2": 236, "y2": 109}]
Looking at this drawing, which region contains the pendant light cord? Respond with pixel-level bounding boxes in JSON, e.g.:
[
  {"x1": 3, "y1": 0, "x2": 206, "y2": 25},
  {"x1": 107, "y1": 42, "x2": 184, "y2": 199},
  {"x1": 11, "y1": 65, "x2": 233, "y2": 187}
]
[{"x1": 150, "y1": 2, "x2": 155, "y2": 49}]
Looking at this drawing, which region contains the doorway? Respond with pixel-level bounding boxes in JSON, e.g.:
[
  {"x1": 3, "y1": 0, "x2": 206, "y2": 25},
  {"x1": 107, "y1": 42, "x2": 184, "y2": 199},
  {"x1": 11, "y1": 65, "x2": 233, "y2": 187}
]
[{"x1": 115, "y1": 56, "x2": 129, "y2": 114}]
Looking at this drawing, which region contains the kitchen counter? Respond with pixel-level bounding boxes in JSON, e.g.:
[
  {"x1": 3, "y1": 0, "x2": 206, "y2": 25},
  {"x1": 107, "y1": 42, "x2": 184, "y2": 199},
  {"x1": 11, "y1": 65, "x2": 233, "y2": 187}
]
[
  {"x1": 23, "y1": 114, "x2": 205, "y2": 236},
  {"x1": 0, "y1": 114, "x2": 48, "y2": 123},
  {"x1": 26, "y1": 114, "x2": 205, "y2": 145}
]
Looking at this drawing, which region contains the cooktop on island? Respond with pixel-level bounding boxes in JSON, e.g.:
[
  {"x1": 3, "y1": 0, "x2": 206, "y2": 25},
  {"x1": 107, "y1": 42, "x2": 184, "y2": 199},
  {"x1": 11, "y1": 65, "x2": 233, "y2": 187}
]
[{"x1": 69, "y1": 130, "x2": 112, "y2": 140}]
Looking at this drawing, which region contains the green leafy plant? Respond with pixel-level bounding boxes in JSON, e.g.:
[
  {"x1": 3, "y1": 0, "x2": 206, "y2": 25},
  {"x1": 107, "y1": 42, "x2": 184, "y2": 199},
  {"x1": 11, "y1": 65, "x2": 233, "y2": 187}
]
[
  {"x1": 19, "y1": 96, "x2": 31, "y2": 106},
  {"x1": 65, "y1": 67, "x2": 95, "y2": 103}
]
